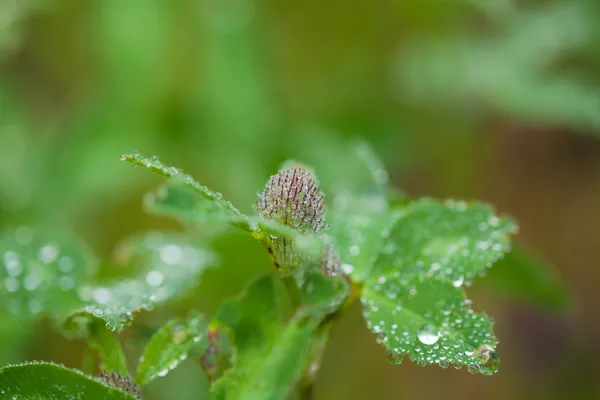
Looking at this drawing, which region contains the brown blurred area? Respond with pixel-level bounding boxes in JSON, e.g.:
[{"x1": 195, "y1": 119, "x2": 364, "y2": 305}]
[{"x1": 1, "y1": 1, "x2": 600, "y2": 399}]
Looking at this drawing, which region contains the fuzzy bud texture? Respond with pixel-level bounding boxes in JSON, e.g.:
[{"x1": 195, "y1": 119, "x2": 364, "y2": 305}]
[
  {"x1": 257, "y1": 167, "x2": 325, "y2": 272},
  {"x1": 257, "y1": 167, "x2": 326, "y2": 233},
  {"x1": 99, "y1": 371, "x2": 142, "y2": 399}
]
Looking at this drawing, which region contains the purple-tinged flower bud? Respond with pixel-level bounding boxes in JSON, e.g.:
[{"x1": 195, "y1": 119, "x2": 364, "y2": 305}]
[
  {"x1": 257, "y1": 166, "x2": 326, "y2": 272},
  {"x1": 99, "y1": 371, "x2": 142, "y2": 399},
  {"x1": 257, "y1": 167, "x2": 326, "y2": 233}
]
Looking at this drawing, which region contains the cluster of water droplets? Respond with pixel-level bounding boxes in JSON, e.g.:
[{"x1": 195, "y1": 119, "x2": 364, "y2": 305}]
[
  {"x1": 374, "y1": 198, "x2": 517, "y2": 286},
  {"x1": 80, "y1": 233, "x2": 215, "y2": 331},
  {"x1": 137, "y1": 314, "x2": 206, "y2": 383},
  {"x1": 361, "y1": 271, "x2": 499, "y2": 374},
  {"x1": 0, "y1": 227, "x2": 94, "y2": 318},
  {"x1": 328, "y1": 191, "x2": 396, "y2": 281},
  {"x1": 122, "y1": 153, "x2": 241, "y2": 217}
]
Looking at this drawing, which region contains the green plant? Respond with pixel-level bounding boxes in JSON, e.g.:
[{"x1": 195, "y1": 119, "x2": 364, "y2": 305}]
[{"x1": 0, "y1": 143, "x2": 565, "y2": 399}]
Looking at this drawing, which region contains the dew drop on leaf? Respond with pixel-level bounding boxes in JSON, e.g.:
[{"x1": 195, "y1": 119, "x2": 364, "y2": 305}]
[
  {"x1": 417, "y1": 324, "x2": 440, "y2": 345},
  {"x1": 39, "y1": 243, "x2": 59, "y2": 264},
  {"x1": 452, "y1": 276, "x2": 464, "y2": 287},
  {"x1": 145, "y1": 270, "x2": 164, "y2": 287}
]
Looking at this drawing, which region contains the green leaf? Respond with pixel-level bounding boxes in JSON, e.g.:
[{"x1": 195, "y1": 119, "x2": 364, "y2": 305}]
[
  {"x1": 214, "y1": 275, "x2": 280, "y2": 350},
  {"x1": 121, "y1": 153, "x2": 242, "y2": 217},
  {"x1": 209, "y1": 315, "x2": 318, "y2": 400},
  {"x1": 200, "y1": 326, "x2": 235, "y2": 383},
  {"x1": 208, "y1": 275, "x2": 319, "y2": 399},
  {"x1": 361, "y1": 271, "x2": 500, "y2": 375},
  {"x1": 288, "y1": 137, "x2": 389, "y2": 196},
  {"x1": 483, "y1": 244, "x2": 570, "y2": 310},
  {"x1": 66, "y1": 232, "x2": 216, "y2": 331},
  {"x1": 64, "y1": 315, "x2": 129, "y2": 376},
  {"x1": 0, "y1": 227, "x2": 96, "y2": 321},
  {"x1": 145, "y1": 180, "x2": 323, "y2": 264},
  {"x1": 300, "y1": 271, "x2": 349, "y2": 317},
  {"x1": 328, "y1": 194, "x2": 400, "y2": 281},
  {"x1": 145, "y1": 179, "x2": 239, "y2": 225},
  {"x1": 136, "y1": 312, "x2": 208, "y2": 386},
  {"x1": 0, "y1": 361, "x2": 137, "y2": 399},
  {"x1": 375, "y1": 198, "x2": 517, "y2": 285}
]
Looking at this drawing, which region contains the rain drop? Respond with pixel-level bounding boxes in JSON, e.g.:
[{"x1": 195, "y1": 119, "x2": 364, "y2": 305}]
[
  {"x1": 28, "y1": 299, "x2": 42, "y2": 314},
  {"x1": 3, "y1": 251, "x2": 22, "y2": 276},
  {"x1": 39, "y1": 244, "x2": 59, "y2": 264},
  {"x1": 341, "y1": 263, "x2": 354, "y2": 274},
  {"x1": 160, "y1": 244, "x2": 184, "y2": 265},
  {"x1": 452, "y1": 276, "x2": 464, "y2": 287},
  {"x1": 58, "y1": 256, "x2": 74, "y2": 273},
  {"x1": 417, "y1": 324, "x2": 440, "y2": 345},
  {"x1": 23, "y1": 274, "x2": 42, "y2": 291},
  {"x1": 349, "y1": 245, "x2": 360, "y2": 256},
  {"x1": 146, "y1": 270, "x2": 165, "y2": 287},
  {"x1": 92, "y1": 288, "x2": 113, "y2": 304},
  {"x1": 4, "y1": 277, "x2": 19, "y2": 292}
]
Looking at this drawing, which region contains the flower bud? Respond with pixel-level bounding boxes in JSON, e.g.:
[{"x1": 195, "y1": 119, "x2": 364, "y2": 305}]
[
  {"x1": 99, "y1": 371, "x2": 142, "y2": 399},
  {"x1": 257, "y1": 167, "x2": 325, "y2": 233},
  {"x1": 257, "y1": 166, "x2": 326, "y2": 272}
]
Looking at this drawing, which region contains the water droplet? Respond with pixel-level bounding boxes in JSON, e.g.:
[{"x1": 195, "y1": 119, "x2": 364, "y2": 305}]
[
  {"x1": 4, "y1": 277, "x2": 19, "y2": 292},
  {"x1": 160, "y1": 244, "x2": 183, "y2": 265},
  {"x1": 59, "y1": 275, "x2": 75, "y2": 291},
  {"x1": 157, "y1": 369, "x2": 169, "y2": 377},
  {"x1": 473, "y1": 344, "x2": 500, "y2": 375},
  {"x1": 146, "y1": 270, "x2": 164, "y2": 287},
  {"x1": 3, "y1": 251, "x2": 22, "y2": 276},
  {"x1": 28, "y1": 299, "x2": 42, "y2": 314},
  {"x1": 452, "y1": 276, "x2": 464, "y2": 287},
  {"x1": 349, "y1": 245, "x2": 360, "y2": 256},
  {"x1": 417, "y1": 324, "x2": 440, "y2": 345},
  {"x1": 92, "y1": 287, "x2": 113, "y2": 304},
  {"x1": 23, "y1": 274, "x2": 42, "y2": 291},
  {"x1": 39, "y1": 244, "x2": 59, "y2": 264},
  {"x1": 58, "y1": 256, "x2": 74, "y2": 273},
  {"x1": 341, "y1": 263, "x2": 354, "y2": 274}
]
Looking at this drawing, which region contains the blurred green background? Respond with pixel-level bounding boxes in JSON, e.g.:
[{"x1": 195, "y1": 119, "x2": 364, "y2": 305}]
[{"x1": 1, "y1": 0, "x2": 599, "y2": 399}]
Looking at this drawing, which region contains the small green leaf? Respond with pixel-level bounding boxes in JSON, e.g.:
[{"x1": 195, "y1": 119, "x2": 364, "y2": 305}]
[
  {"x1": 0, "y1": 361, "x2": 137, "y2": 399},
  {"x1": 0, "y1": 227, "x2": 96, "y2": 321},
  {"x1": 145, "y1": 179, "x2": 240, "y2": 224},
  {"x1": 328, "y1": 194, "x2": 400, "y2": 281},
  {"x1": 200, "y1": 326, "x2": 235, "y2": 383},
  {"x1": 66, "y1": 232, "x2": 216, "y2": 331},
  {"x1": 376, "y1": 198, "x2": 517, "y2": 285},
  {"x1": 300, "y1": 271, "x2": 349, "y2": 317},
  {"x1": 65, "y1": 315, "x2": 129, "y2": 376},
  {"x1": 483, "y1": 244, "x2": 570, "y2": 310},
  {"x1": 145, "y1": 180, "x2": 323, "y2": 268},
  {"x1": 136, "y1": 312, "x2": 208, "y2": 386},
  {"x1": 208, "y1": 275, "x2": 318, "y2": 399},
  {"x1": 208, "y1": 315, "x2": 318, "y2": 400},
  {"x1": 362, "y1": 271, "x2": 499, "y2": 374},
  {"x1": 215, "y1": 275, "x2": 280, "y2": 350},
  {"x1": 121, "y1": 153, "x2": 242, "y2": 218}
]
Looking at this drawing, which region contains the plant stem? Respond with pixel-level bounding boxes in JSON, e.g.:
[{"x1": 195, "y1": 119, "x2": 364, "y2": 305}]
[{"x1": 299, "y1": 381, "x2": 315, "y2": 400}]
